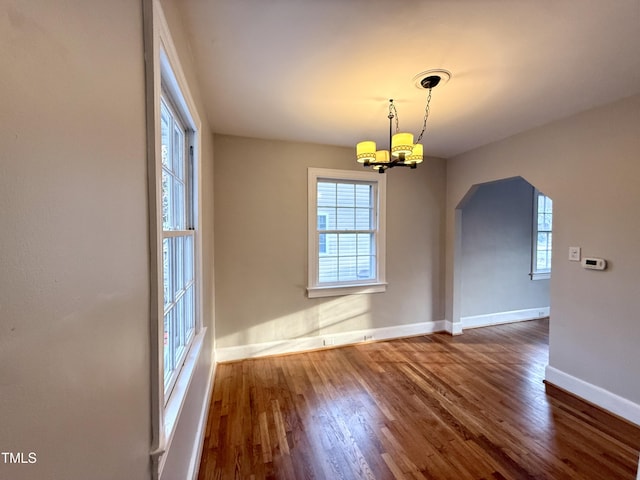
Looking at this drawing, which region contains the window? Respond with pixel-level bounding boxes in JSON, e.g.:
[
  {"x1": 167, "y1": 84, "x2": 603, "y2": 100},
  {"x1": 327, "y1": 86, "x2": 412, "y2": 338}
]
[
  {"x1": 161, "y1": 94, "x2": 196, "y2": 399},
  {"x1": 145, "y1": 1, "x2": 206, "y2": 474},
  {"x1": 531, "y1": 189, "x2": 552, "y2": 279},
  {"x1": 308, "y1": 168, "x2": 386, "y2": 298}
]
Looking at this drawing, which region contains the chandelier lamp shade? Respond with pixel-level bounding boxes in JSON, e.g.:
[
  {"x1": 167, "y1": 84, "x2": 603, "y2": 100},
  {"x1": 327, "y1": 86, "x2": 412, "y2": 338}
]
[{"x1": 356, "y1": 69, "x2": 450, "y2": 173}]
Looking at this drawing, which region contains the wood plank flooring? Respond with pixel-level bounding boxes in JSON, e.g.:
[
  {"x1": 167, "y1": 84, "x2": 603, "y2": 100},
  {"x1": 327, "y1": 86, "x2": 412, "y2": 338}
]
[{"x1": 197, "y1": 319, "x2": 640, "y2": 479}]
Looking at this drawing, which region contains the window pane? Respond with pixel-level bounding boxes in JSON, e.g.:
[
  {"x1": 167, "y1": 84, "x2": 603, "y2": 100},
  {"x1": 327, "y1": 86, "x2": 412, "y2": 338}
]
[
  {"x1": 357, "y1": 256, "x2": 375, "y2": 279},
  {"x1": 171, "y1": 306, "x2": 181, "y2": 368},
  {"x1": 163, "y1": 238, "x2": 171, "y2": 307},
  {"x1": 537, "y1": 251, "x2": 550, "y2": 270},
  {"x1": 355, "y1": 184, "x2": 372, "y2": 207},
  {"x1": 176, "y1": 293, "x2": 185, "y2": 349},
  {"x1": 175, "y1": 236, "x2": 184, "y2": 293},
  {"x1": 173, "y1": 124, "x2": 184, "y2": 180},
  {"x1": 317, "y1": 214, "x2": 327, "y2": 231},
  {"x1": 317, "y1": 182, "x2": 336, "y2": 207},
  {"x1": 538, "y1": 194, "x2": 553, "y2": 214},
  {"x1": 336, "y1": 183, "x2": 355, "y2": 207},
  {"x1": 319, "y1": 233, "x2": 327, "y2": 254},
  {"x1": 338, "y1": 234, "x2": 357, "y2": 256},
  {"x1": 318, "y1": 207, "x2": 336, "y2": 229},
  {"x1": 357, "y1": 233, "x2": 373, "y2": 255},
  {"x1": 185, "y1": 285, "x2": 195, "y2": 338},
  {"x1": 319, "y1": 256, "x2": 338, "y2": 283},
  {"x1": 355, "y1": 208, "x2": 372, "y2": 230},
  {"x1": 538, "y1": 213, "x2": 552, "y2": 231},
  {"x1": 174, "y1": 179, "x2": 185, "y2": 229},
  {"x1": 337, "y1": 208, "x2": 355, "y2": 230},
  {"x1": 338, "y1": 257, "x2": 357, "y2": 281},
  {"x1": 184, "y1": 235, "x2": 194, "y2": 284},
  {"x1": 164, "y1": 309, "x2": 174, "y2": 384},
  {"x1": 161, "y1": 102, "x2": 171, "y2": 168},
  {"x1": 324, "y1": 233, "x2": 337, "y2": 255},
  {"x1": 537, "y1": 232, "x2": 549, "y2": 250},
  {"x1": 162, "y1": 169, "x2": 172, "y2": 230}
]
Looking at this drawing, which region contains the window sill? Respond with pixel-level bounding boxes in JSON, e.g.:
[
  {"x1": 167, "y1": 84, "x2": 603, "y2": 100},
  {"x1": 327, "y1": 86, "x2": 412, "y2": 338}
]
[
  {"x1": 307, "y1": 282, "x2": 387, "y2": 298},
  {"x1": 156, "y1": 327, "x2": 207, "y2": 475},
  {"x1": 530, "y1": 272, "x2": 551, "y2": 280}
]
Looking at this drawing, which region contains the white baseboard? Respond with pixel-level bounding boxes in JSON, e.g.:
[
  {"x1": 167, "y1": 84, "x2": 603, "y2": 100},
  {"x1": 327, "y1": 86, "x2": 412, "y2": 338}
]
[
  {"x1": 444, "y1": 320, "x2": 463, "y2": 335},
  {"x1": 461, "y1": 307, "x2": 549, "y2": 330},
  {"x1": 545, "y1": 365, "x2": 640, "y2": 427},
  {"x1": 215, "y1": 320, "x2": 447, "y2": 362},
  {"x1": 188, "y1": 360, "x2": 216, "y2": 480}
]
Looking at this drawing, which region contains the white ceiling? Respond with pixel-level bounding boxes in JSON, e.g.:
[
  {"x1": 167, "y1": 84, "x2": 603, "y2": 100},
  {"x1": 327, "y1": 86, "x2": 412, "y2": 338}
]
[{"x1": 180, "y1": 0, "x2": 640, "y2": 158}]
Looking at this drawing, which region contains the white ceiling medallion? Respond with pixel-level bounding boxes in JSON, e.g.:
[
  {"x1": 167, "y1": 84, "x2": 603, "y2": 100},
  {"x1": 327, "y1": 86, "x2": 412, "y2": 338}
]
[{"x1": 412, "y1": 69, "x2": 452, "y2": 90}]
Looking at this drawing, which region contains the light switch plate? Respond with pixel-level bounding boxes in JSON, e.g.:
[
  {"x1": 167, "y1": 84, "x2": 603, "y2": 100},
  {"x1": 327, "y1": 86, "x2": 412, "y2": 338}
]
[{"x1": 569, "y1": 246, "x2": 581, "y2": 262}]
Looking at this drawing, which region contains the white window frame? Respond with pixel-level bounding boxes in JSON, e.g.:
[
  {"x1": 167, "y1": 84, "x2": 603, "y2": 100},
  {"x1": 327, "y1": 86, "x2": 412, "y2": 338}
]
[
  {"x1": 307, "y1": 168, "x2": 387, "y2": 298},
  {"x1": 144, "y1": 1, "x2": 205, "y2": 477},
  {"x1": 531, "y1": 189, "x2": 552, "y2": 280}
]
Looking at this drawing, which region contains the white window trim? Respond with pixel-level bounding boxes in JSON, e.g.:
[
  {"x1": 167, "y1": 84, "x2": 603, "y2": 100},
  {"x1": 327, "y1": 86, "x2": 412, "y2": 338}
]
[
  {"x1": 531, "y1": 188, "x2": 551, "y2": 281},
  {"x1": 307, "y1": 168, "x2": 387, "y2": 298},
  {"x1": 144, "y1": 1, "x2": 205, "y2": 478}
]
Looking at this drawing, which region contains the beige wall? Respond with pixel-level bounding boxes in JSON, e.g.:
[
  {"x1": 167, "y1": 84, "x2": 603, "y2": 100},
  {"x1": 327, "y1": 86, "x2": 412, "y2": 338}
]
[
  {"x1": 446, "y1": 94, "x2": 640, "y2": 404},
  {"x1": 0, "y1": 1, "x2": 150, "y2": 479},
  {"x1": 0, "y1": 1, "x2": 216, "y2": 479},
  {"x1": 214, "y1": 135, "x2": 446, "y2": 349}
]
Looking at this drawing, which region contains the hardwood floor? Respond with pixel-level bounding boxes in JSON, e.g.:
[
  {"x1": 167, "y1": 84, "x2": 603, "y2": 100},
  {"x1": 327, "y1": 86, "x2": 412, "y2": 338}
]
[{"x1": 197, "y1": 319, "x2": 640, "y2": 479}]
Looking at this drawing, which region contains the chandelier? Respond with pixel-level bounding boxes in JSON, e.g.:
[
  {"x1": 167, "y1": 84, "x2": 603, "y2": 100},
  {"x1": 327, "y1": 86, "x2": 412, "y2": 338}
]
[{"x1": 356, "y1": 70, "x2": 450, "y2": 173}]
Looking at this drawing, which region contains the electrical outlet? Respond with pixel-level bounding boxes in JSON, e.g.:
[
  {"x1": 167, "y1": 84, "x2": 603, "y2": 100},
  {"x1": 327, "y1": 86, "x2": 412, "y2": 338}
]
[{"x1": 569, "y1": 246, "x2": 581, "y2": 262}]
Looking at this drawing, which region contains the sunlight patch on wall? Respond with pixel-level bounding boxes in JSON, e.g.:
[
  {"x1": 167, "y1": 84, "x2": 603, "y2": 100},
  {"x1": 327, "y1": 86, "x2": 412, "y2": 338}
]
[
  {"x1": 218, "y1": 294, "x2": 373, "y2": 347},
  {"x1": 317, "y1": 294, "x2": 372, "y2": 335}
]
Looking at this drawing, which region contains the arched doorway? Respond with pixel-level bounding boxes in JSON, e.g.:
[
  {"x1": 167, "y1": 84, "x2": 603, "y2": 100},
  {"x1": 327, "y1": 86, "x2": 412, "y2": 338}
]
[{"x1": 453, "y1": 176, "x2": 552, "y2": 332}]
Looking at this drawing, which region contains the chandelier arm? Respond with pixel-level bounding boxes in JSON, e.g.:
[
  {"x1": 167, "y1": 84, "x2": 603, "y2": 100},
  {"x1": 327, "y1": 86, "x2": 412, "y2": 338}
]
[{"x1": 415, "y1": 87, "x2": 432, "y2": 144}]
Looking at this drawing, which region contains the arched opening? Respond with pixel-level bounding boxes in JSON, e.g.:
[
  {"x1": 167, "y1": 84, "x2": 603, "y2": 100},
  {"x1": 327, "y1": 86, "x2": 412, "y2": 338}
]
[{"x1": 454, "y1": 176, "x2": 552, "y2": 332}]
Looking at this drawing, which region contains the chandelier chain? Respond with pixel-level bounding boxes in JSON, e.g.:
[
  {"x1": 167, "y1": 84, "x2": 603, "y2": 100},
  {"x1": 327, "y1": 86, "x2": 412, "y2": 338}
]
[{"x1": 415, "y1": 87, "x2": 432, "y2": 144}]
